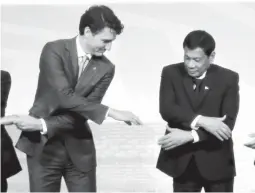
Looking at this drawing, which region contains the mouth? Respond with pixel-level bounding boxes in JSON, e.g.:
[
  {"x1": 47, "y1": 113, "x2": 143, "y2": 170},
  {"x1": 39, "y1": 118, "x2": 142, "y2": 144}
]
[
  {"x1": 97, "y1": 49, "x2": 106, "y2": 53},
  {"x1": 187, "y1": 69, "x2": 197, "y2": 74}
]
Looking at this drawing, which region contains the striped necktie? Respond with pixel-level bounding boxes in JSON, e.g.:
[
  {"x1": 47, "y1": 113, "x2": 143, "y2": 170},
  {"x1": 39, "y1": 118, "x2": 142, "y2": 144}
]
[{"x1": 78, "y1": 55, "x2": 89, "y2": 78}]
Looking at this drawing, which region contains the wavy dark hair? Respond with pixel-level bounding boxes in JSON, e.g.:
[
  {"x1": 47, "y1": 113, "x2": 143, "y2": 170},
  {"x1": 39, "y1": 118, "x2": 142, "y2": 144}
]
[{"x1": 79, "y1": 5, "x2": 124, "y2": 35}]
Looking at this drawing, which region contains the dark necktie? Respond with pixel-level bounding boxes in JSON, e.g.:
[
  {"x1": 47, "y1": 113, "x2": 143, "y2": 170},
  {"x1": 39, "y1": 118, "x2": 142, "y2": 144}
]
[{"x1": 193, "y1": 78, "x2": 203, "y2": 94}]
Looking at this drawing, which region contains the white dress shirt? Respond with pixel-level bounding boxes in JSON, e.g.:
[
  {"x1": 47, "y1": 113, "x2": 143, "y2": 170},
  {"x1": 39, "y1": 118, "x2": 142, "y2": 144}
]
[{"x1": 190, "y1": 71, "x2": 207, "y2": 143}]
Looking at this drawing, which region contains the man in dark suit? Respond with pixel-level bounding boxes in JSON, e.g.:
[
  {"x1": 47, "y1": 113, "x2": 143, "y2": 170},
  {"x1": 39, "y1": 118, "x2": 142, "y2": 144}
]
[
  {"x1": 1, "y1": 70, "x2": 22, "y2": 192},
  {"x1": 156, "y1": 30, "x2": 239, "y2": 192},
  {"x1": 0, "y1": 5, "x2": 142, "y2": 192}
]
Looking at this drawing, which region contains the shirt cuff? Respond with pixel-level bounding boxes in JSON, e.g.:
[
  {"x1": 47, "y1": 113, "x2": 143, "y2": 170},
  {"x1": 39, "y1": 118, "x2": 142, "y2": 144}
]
[
  {"x1": 191, "y1": 130, "x2": 200, "y2": 143},
  {"x1": 191, "y1": 115, "x2": 201, "y2": 130},
  {"x1": 105, "y1": 108, "x2": 110, "y2": 119},
  {"x1": 40, "y1": 119, "x2": 48, "y2": 135}
]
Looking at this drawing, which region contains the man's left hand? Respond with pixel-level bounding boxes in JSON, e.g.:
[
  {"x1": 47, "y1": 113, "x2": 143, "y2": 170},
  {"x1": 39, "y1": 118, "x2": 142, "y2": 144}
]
[
  {"x1": 0, "y1": 115, "x2": 43, "y2": 132},
  {"x1": 158, "y1": 126, "x2": 194, "y2": 150}
]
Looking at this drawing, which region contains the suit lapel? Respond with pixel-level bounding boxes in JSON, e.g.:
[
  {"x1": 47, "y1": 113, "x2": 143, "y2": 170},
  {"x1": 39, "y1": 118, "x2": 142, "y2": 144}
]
[
  {"x1": 65, "y1": 37, "x2": 79, "y2": 85},
  {"x1": 183, "y1": 73, "x2": 198, "y2": 110}
]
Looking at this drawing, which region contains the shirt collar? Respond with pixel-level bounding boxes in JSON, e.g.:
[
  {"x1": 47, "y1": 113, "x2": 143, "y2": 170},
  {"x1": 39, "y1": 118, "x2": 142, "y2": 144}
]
[
  {"x1": 76, "y1": 35, "x2": 92, "y2": 59},
  {"x1": 196, "y1": 71, "x2": 207, "y2": 79}
]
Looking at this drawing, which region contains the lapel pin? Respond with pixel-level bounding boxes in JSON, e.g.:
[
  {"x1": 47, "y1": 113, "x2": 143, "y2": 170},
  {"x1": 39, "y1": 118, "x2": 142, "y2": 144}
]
[{"x1": 205, "y1": 86, "x2": 209, "y2": 90}]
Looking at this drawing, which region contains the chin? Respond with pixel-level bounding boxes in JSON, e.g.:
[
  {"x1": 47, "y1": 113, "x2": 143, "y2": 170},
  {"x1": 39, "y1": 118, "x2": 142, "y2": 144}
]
[{"x1": 188, "y1": 72, "x2": 199, "y2": 77}]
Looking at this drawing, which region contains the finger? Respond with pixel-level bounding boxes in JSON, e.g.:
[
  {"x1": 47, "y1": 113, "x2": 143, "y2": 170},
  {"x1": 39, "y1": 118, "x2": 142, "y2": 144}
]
[
  {"x1": 158, "y1": 138, "x2": 172, "y2": 145},
  {"x1": 129, "y1": 117, "x2": 140, "y2": 126},
  {"x1": 0, "y1": 119, "x2": 14, "y2": 125},
  {"x1": 132, "y1": 119, "x2": 140, "y2": 126},
  {"x1": 129, "y1": 113, "x2": 143, "y2": 125},
  {"x1": 158, "y1": 133, "x2": 172, "y2": 140},
  {"x1": 221, "y1": 124, "x2": 232, "y2": 137},
  {"x1": 163, "y1": 142, "x2": 177, "y2": 150},
  {"x1": 158, "y1": 135, "x2": 172, "y2": 145},
  {"x1": 165, "y1": 145, "x2": 177, "y2": 150},
  {"x1": 158, "y1": 136, "x2": 167, "y2": 144},
  {"x1": 220, "y1": 127, "x2": 232, "y2": 138},
  {"x1": 15, "y1": 125, "x2": 25, "y2": 131},
  {"x1": 15, "y1": 122, "x2": 27, "y2": 129},
  {"x1": 221, "y1": 123, "x2": 231, "y2": 133},
  {"x1": 214, "y1": 132, "x2": 224, "y2": 141},
  {"x1": 161, "y1": 140, "x2": 174, "y2": 148},
  {"x1": 135, "y1": 117, "x2": 143, "y2": 125},
  {"x1": 217, "y1": 130, "x2": 229, "y2": 140},
  {"x1": 0, "y1": 115, "x2": 19, "y2": 125}
]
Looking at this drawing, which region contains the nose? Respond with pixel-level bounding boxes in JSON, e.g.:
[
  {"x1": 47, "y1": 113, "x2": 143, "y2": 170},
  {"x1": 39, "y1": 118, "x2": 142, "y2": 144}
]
[
  {"x1": 105, "y1": 42, "x2": 112, "y2": 51},
  {"x1": 186, "y1": 60, "x2": 196, "y2": 68}
]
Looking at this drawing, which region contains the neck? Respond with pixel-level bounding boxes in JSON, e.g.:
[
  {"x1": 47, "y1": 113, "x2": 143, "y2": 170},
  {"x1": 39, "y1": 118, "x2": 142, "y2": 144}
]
[{"x1": 78, "y1": 35, "x2": 92, "y2": 54}]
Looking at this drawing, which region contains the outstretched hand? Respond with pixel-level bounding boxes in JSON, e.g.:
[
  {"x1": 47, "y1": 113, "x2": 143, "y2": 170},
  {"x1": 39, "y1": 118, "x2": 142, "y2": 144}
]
[
  {"x1": 0, "y1": 115, "x2": 43, "y2": 132},
  {"x1": 244, "y1": 133, "x2": 255, "y2": 149}
]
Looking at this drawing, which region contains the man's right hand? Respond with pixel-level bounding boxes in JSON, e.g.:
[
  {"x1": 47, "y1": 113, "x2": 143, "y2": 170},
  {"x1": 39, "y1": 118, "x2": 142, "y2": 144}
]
[
  {"x1": 196, "y1": 115, "x2": 231, "y2": 141},
  {"x1": 107, "y1": 108, "x2": 143, "y2": 126}
]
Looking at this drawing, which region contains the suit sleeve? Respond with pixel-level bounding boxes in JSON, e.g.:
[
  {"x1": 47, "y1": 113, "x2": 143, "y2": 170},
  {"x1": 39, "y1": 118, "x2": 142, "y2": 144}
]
[
  {"x1": 159, "y1": 67, "x2": 197, "y2": 128},
  {"x1": 29, "y1": 42, "x2": 109, "y2": 125},
  {"x1": 196, "y1": 73, "x2": 240, "y2": 141},
  {"x1": 1, "y1": 71, "x2": 11, "y2": 117},
  {"x1": 43, "y1": 68, "x2": 115, "y2": 138}
]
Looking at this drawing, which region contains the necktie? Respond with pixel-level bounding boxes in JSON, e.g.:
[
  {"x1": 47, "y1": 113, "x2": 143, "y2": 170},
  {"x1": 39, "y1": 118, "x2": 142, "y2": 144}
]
[
  {"x1": 78, "y1": 55, "x2": 89, "y2": 78},
  {"x1": 193, "y1": 78, "x2": 203, "y2": 93}
]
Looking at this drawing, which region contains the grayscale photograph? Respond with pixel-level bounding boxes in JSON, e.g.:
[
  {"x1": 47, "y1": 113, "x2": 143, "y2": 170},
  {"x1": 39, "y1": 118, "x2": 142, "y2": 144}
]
[{"x1": 1, "y1": 2, "x2": 255, "y2": 192}]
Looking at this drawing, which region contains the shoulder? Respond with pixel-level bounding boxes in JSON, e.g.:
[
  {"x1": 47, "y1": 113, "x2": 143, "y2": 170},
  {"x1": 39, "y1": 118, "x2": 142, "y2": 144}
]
[
  {"x1": 211, "y1": 64, "x2": 239, "y2": 81},
  {"x1": 1, "y1": 70, "x2": 11, "y2": 82},
  {"x1": 45, "y1": 38, "x2": 69, "y2": 47},
  {"x1": 161, "y1": 62, "x2": 184, "y2": 76},
  {"x1": 42, "y1": 38, "x2": 71, "y2": 53},
  {"x1": 97, "y1": 55, "x2": 115, "y2": 71}
]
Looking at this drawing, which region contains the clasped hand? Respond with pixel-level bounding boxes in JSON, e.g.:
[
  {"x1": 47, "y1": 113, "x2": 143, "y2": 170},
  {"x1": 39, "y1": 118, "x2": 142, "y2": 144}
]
[
  {"x1": 0, "y1": 115, "x2": 43, "y2": 132},
  {"x1": 158, "y1": 126, "x2": 193, "y2": 150}
]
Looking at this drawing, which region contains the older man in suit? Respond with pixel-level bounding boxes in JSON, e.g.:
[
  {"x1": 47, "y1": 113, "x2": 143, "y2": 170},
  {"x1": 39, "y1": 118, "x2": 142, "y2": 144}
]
[
  {"x1": 1, "y1": 70, "x2": 22, "y2": 192},
  {"x1": 157, "y1": 30, "x2": 239, "y2": 192},
  {"x1": 1, "y1": 5, "x2": 142, "y2": 192}
]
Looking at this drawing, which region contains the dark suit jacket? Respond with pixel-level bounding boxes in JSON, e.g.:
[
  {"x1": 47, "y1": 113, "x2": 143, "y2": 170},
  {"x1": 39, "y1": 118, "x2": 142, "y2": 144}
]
[
  {"x1": 16, "y1": 37, "x2": 115, "y2": 172},
  {"x1": 1, "y1": 70, "x2": 22, "y2": 179},
  {"x1": 156, "y1": 63, "x2": 239, "y2": 181}
]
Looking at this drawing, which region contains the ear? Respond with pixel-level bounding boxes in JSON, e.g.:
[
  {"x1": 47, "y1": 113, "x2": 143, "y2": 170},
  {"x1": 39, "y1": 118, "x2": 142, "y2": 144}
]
[
  {"x1": 83, "y1": 26, "x2": 92, "y2": 37},
  {"x1": 209, "y1": 51, "x2": 215, "y2": 63}
]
